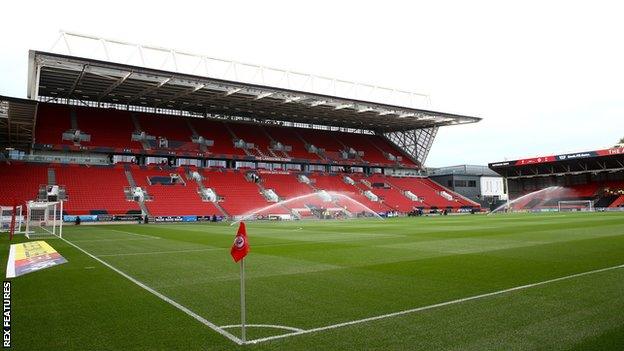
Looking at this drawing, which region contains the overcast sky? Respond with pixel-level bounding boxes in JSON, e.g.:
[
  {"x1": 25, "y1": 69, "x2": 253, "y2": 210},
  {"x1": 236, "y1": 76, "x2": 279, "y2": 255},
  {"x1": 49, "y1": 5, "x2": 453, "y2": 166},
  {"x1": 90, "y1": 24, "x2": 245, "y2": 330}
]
[{"x1": 1, "y1": 1, "x2": 622, "y2": 167}]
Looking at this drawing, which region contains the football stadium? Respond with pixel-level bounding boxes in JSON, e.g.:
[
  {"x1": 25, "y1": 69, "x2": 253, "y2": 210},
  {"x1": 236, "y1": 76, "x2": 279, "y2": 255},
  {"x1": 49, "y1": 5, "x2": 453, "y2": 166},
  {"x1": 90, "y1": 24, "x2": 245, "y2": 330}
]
[{"x1": 1, "y1": 29, "x2": 624, "y2": 351}]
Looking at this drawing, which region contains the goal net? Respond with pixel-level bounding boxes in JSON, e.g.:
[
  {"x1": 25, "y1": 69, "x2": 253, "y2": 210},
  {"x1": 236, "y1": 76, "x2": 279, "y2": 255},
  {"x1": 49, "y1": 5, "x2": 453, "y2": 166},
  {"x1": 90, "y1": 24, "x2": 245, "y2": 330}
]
[
  {"x1": 0, "y1": 205, "x2": 25, "y2": 238},
  {"x1": 557, "y1": 200, "x2": 594, "y2": 212},
  {"x1": 25, "y1": 201, "x2": 64, "y2": 239}
]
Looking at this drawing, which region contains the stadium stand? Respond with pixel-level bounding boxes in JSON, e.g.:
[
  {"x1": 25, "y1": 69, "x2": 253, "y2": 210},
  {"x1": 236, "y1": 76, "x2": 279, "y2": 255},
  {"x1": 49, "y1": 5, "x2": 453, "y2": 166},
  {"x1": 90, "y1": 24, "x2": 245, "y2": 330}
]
[
  {"x1": 76, "y1": 107, "x2": 142, "y2": 150},
  {"x1": 2, "y1": 49, "x2": 484, "y2": 221},
  {"x1": 128, "y1": 165, "x2": 225, "y2": 216},
  {"x1": 55, "y1": 164, "x2": 141, "y2": 215},
  {"x1": 136, "y1": 114, "x2": 197, "y2": 152},
  {"x1": 0, "y1": 157, "x2": 475, "y2": 218},
  {"x1": 33, "y1": 103, "x2": 422, "y2": 166},
  {"x1": 34, "y1": 104, "x2": 73, "y2": 146},
  {"x1": 505, "y1": 181, "x2": 624, "y2": 211},
  {"x1": 307, "y1": 173, "x2": 390, "y2": 213},
  {"x1": 5, "y1": 99, "x2": 480, "y2": 218},
  {"x1": 0, "y1": 162, "x2": 47, "y2": 206},
  {"x1": 203, "y1": 169, "x2": 279, "y2": 215}
]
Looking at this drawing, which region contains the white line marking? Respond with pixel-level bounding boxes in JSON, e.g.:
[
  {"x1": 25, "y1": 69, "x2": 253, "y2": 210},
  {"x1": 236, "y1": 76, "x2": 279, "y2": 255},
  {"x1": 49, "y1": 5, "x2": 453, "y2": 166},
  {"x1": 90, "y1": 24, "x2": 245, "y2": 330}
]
[
  {"x1": 246, "y1": 263, "x2": 624, "y2": 344},
  {"x1": 59, "y1": 236, "x2": 243, "y2": 345},
  {"x1": 69, "y1": 237, "x2": 160, "y2": 243},
  {"x1": 95, "y1": 237, "x2": 392, "y2": 258},
  {"x1": 97, "y1": 247, "x2": 223, "y2": 257},
  {"x1": 109, "y1": 229, "x2": 159, "y2": 239},
  {"x1": 220, "y1": 324, "x2": 304, "y2": 332}
]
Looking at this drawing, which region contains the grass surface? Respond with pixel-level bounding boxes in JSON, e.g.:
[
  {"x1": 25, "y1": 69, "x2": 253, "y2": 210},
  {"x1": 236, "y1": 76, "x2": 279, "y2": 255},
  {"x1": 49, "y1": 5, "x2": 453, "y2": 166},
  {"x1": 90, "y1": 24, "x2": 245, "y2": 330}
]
[{"x1": 3, "y1": 212, "x2": 624, "y2": 350}]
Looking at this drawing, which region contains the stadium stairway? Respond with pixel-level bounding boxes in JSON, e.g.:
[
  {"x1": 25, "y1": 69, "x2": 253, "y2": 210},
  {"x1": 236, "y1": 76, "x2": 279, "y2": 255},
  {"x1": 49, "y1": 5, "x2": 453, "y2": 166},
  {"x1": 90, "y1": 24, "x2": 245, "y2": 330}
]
[
  {"x1": 260, "y1": 127, "x2": 291, "y2": 158},
  {"x1": 138, "y1": 114, "x2": 198, "y2": 152},
  {"x1": 190, "y1": 119, "x2": 247, "y2": 157},
  {"x1": 251, "y1": 175, "x2": 293, "y2": 215},
  {"x1": 366, "y1": 175, "x2": 419, "y2": 212},
  {"x1": 422, "y1": 178, "x2": 481, "y2": 208},
  {"x1": 233, "y1": 124, "x2": 276, "y2": 158},
  {"x1": 386, "y1": 176, "x2": 462, "y2": 209},
  {"x1": 55, "y1": 164, "x2": 141, "y2": 215},
  {"x1": 258, "y1": 172, "x2": 326, "y2": 215},
  {"x1": 308, "y1": 173, "x2": 389, "y2": 213},
  {"x1": 334, "y1": 132, "x2": 395, "y2": 166},
  {"x1": 203, "y1": 169, "x2": 278, "y2": 216},
  {"x1": 130, "y1": 166, "x2": 223, "y2": 217},
  {"x1": 184, "y1": 167, "x2": 229, "y2": 217}
]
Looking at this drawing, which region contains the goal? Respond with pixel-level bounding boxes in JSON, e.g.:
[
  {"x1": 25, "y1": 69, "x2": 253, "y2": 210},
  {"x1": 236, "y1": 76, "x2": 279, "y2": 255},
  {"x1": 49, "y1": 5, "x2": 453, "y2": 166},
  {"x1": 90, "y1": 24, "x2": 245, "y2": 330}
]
[
  {"x1": 557, "y1": 200, "x2": 594, "y2": 212},
  {"x1": 0, "y1": 205, "x2": 25, "y2": 238},
  {"x1": 25, "y1": 201, "x2": 64, "y2": 239}
]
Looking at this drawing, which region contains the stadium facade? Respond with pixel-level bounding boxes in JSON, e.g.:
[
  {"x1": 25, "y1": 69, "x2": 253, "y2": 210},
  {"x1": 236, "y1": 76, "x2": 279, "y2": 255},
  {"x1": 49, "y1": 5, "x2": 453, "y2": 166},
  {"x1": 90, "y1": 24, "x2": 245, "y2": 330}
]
[
  {"x1": 1, "y1": 33, "x2": 483, "y2": 221},
  {"x1": 428, "y1": 165, "x2": 507, "y2": 210}
]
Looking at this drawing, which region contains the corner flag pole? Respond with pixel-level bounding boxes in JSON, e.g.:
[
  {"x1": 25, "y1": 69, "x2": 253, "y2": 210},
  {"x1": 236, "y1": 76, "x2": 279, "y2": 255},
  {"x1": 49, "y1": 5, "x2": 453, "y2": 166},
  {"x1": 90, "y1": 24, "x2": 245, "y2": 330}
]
[
  {"x1": 231, "y1": 221, "x2": 250, "y2": 343},
  {"x1": 240, "y1": 258, "x2": 246, "y2": 342}
]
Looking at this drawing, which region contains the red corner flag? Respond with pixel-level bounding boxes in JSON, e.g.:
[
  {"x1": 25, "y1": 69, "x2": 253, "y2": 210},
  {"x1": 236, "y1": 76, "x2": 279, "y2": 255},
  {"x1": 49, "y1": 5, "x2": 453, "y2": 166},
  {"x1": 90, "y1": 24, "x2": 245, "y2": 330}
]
[{"x1": 231, "y1": 222, "x2": 250, "y2": 262}]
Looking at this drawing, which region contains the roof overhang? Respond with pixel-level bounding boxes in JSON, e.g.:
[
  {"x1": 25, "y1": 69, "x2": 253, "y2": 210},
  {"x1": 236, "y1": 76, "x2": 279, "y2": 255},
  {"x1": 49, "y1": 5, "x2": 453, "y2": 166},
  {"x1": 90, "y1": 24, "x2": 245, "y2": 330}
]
[
  {"x1": 0, "y1": 95, "x2": 38, "y2": 150},
  {"x1": 489, "y1": 147, "x2": 624, "y2": 178},
  {"x1": 28, "y1": 50, "x2": 481, "y2": 133}
]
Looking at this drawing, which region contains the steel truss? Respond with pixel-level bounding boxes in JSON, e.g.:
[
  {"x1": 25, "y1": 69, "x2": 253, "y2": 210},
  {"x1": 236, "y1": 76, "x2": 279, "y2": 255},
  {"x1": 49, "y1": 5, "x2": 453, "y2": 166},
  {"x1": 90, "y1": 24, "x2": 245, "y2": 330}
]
[
  {"x1": 383, "y1": 127, "x2": 438, "y2": 166},
  {"x1": 50, "y1": 31, "x2": 431, "y2": 110}
]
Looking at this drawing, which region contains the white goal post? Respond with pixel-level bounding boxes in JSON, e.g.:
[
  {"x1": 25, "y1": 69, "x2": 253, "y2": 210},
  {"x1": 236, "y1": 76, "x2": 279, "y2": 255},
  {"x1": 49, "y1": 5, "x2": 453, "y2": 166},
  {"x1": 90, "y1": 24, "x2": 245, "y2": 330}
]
[
  {"x1": 557, "y1": 200, "x2": 594, "y2": 212},
  {"x1": 0, "y1": 205, "x2": 25, "y2": 235},
  {"x1": 25, "y1": 201, "x2": 64, "y2": 239}
]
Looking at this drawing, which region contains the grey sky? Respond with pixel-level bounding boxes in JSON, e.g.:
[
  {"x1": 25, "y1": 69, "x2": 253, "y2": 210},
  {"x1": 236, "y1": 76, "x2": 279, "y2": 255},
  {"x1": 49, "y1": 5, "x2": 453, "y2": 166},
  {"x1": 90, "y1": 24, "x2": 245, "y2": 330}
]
[{"x1": 1, "y1": 0, "x2": 622, "y2": 167}]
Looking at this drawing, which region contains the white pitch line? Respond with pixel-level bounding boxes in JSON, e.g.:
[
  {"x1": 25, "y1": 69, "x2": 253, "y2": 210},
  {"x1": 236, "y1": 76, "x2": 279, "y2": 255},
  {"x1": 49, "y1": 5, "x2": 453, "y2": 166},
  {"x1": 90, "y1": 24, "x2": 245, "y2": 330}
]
[
  {"x1": 220, "y1": 324, "x2": 304, "y2": 332},
  {"x1": 246, "y1": 263, "x2": 624, "y2": 345},
  {"x1": 68, "y1": 237, "x2": 160, "y2": 243},
  {"x1": 95, "y1": 236, "x2": 395, "y2": 258},
  {"x1": 97, "y1": 247, "x2": 224, "y2": 257},
  {"x1": 59, "y1": 236, "x2": 244, "y2": 345},
  {"x1": 108, "y1": 229, "x2": 161, "y2": 239}
]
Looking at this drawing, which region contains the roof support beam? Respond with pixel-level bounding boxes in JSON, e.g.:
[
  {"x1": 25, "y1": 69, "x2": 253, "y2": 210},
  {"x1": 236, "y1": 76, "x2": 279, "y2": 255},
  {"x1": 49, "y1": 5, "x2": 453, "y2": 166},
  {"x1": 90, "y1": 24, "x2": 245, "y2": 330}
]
[
  {"x1": 155, "y1": 84, "x2": 205, "y2": 107},
  {"x1": 97, "y1": 71, "x2": 132, "y2": 101},
  {"x1": 310, "y1": 100, "x2": 326, "y2": 107},
  {"x1": 225, "y1": 88, "x2": 242, "y2": 96},
  {"x1": 254, "y1": 92, "x2": 274, "y2": 100},
  {"x1": 67, "y1": 64, "x2": 88, "y2": 98},
  {"x1": 128, "y1": 76, "x2": 172, "y2": 103},
  {"x1": 334, "y1": 104, "x2": 353, "y2": 110},
  {"x1": 283, "y1": 96, "x2": 302, "y2": 104}
]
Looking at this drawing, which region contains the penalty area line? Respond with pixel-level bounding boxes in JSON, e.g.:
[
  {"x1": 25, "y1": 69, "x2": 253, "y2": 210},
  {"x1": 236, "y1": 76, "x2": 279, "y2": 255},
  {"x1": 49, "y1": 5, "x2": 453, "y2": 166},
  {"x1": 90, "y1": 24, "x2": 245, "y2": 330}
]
[
  {"x1": 246, "y1": 263, "x2": 624, "y2": 345},
  {"x1": 59, "y1": 236, "x2": 244, "y2": 346}
]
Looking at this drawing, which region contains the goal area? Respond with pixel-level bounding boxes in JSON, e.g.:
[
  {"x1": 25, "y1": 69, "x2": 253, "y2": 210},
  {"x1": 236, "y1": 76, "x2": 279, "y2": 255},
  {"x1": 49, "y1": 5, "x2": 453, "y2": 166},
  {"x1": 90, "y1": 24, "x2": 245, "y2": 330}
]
[
  {"x1": 557, "y1": 200, "x2": 594, "y2": 212},
  {"x1": 24, "y1": 201, "x2": 64, "y2": 239}
]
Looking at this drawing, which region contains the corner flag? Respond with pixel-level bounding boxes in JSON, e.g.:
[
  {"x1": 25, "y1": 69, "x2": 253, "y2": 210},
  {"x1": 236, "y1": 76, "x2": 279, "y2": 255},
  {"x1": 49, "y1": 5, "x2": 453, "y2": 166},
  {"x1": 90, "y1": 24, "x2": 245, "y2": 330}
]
[
  {"x1": 231, "y1": 222, "x2": 250, "y2": 342},
  {"x1": 231, "y1": 222, "x2": 250, "y2": 263}
]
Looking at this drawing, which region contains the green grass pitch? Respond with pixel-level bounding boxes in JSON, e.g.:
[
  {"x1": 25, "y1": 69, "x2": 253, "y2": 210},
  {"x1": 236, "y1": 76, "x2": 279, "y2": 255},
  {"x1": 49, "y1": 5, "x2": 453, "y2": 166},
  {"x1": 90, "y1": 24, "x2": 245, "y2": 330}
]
[{"x1": 3, "y1": 212, "x2": 624, "y2": 350}]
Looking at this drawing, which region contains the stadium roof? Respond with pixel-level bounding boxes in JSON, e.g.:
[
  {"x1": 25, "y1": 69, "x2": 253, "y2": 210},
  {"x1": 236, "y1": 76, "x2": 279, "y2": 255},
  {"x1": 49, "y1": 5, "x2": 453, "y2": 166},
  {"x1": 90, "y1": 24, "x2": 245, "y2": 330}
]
[
  {"x1": 489, "y1": 147, "x2": 624, "y2": 178},
  {"x1": 28, "y1": 50, "x2": 480, "y2": 133},
  {"x1": 0, "y1": 95, "x2": 38, "y2": 150}
]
